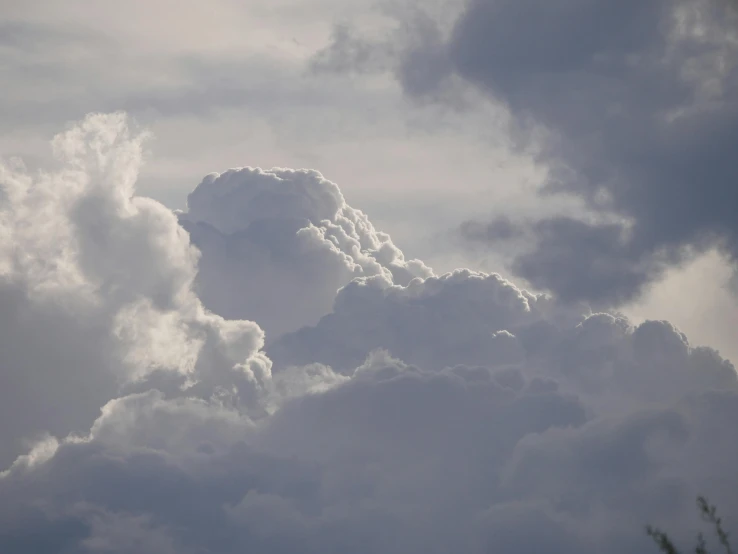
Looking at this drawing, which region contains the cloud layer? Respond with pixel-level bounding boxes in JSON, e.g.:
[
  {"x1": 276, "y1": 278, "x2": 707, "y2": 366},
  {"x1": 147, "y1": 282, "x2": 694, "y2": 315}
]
[{"x1": 0, "y1": 114, "x2": 736, "y2": 554}]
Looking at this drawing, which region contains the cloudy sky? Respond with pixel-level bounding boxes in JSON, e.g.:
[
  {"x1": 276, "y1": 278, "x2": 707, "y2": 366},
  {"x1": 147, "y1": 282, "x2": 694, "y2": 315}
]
[{"x1": 1, "y1": 0, "x2": 737, "y2": 552}]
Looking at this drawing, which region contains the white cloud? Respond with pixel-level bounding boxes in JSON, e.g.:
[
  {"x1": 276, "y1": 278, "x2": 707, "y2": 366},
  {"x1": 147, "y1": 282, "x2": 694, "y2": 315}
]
[
  {"x1": 179, "y1": 166, "x2": 431, "y2": 338},
  {"x1": 0, "y1": 113, "x2": 270, "y2": 467},
  {"x1": 0, "y1": 114, "x2": 736, "y2": 554}
]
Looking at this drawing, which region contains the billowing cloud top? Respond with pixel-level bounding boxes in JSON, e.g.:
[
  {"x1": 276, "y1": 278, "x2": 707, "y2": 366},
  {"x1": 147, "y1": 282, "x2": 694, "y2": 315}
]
[
  {"x1": 0, "y1": 113, "x2": 737, "y2": 554},
  {"x1": 179, "y1": 166, "x2": 432, "y2": 339},
  {"x1": 0, "y1": 114, "x2": 271, "y2": 468}
]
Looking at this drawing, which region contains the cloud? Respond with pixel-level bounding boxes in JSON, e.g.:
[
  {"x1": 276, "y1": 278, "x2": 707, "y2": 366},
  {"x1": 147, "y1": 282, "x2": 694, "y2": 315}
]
[
  {"x1": 269, "y1": 269, "x2": 560, "y2": 371},
  {"x1": 509, "y1": 218, "x2": 679, "y2": 307},
  {"x1": 310, "y1": 23, "x2": 395, "y2": 75},
  {"x1": 0, "y1": 113, "x2": 270, "y2": 467},
  {"x1": 459, "y1": 216, "x2": 523, "y2": 243},
  {"x1": 309, "y1": 6, "x2": 458, "y2": 101},
  {"x1": 179, "y1": 166, "x2": 432, "y2": 339},
  {"x1": 0, "y1": 114, "x2": 737, "y2": 554},
  {"x1": 383, "y1": 0, "x2": 738, "y2": 304},
  {"x1": 2, "y1": 350, "x2": 736, "y2": 553}
]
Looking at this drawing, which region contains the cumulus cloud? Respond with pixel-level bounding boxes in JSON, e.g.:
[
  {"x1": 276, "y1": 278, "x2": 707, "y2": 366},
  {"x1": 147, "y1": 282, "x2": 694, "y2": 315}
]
[
  {"x1": 270, "y1": 273, "x2": 735, "y2": 411},
  {"x1": 0, "y1": 114, "x2": 737, "y2": 554},
  {"x1": 359, "y1": 0, "x2": 738, "y2": 305},
  {"x1": 179, "y1": 166, "x2": 431, "y2": 339},
  {"x1": 269, "y1": 269, "x2": 566, "y2": 371},
  {"x1": 0, "y1": 113, "x2": 270, "y2": 466}
]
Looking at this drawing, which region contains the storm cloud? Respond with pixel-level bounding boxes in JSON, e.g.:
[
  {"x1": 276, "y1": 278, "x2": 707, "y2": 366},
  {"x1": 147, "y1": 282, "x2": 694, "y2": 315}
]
[{"x1": 381, "y1": 0, "x2": 738, "y2": 304}]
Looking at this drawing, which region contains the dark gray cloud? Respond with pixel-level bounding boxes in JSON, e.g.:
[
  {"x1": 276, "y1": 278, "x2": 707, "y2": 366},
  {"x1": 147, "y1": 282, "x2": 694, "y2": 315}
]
[
  {"x1": 391, "y1": 0, "x2": 738, "y2": 304},
  {"x1": 309, "y1": 9, "x2": 453, "y2": 98},
  {"x1": 510, "y1": 218, "x2": 681, "y2": 306}
]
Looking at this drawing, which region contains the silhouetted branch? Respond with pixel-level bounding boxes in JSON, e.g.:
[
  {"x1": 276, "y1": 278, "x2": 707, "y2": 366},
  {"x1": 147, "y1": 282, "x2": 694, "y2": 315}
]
[{"x1": 647, "y1": 497, "x2": 733, "y2": 554}]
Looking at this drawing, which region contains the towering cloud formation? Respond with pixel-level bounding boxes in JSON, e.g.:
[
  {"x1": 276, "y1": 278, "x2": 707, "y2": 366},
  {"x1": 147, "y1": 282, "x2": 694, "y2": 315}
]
[
  {"x1": 0, "y1": 114, "x2": 736, "y2": 553},
  {"x1": 179, "y1": 167, "x2": 432, "y2": 339},
  {"x1": 0, "y1": 114, "x2": 270, "y2": 468}
]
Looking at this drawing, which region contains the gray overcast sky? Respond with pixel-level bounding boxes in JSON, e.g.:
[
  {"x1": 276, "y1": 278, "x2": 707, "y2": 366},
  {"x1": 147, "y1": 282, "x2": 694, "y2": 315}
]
[{"x1": 1, "y1": 1, "x2": 738, "y2": 552}]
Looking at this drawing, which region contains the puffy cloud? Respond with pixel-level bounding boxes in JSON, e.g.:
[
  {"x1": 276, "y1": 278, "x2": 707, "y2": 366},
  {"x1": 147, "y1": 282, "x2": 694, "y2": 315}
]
[
  {"x1": 269, "y1": 269, "x2": 560, "y2": 371},
  {"x1": 270, "y1": 272, "x2": 735, "y2": 409},
  {"x1": 0, "y1": 114, "x2": 737, "y2": 554},
  {"x1": 2, "y1": 349, "x2": 736, "y2": 554},
  {"x1": 179, "y1": 166, "x2": 432, "y2": 339},
  {"x1": 0, "y1": 113, "x2": 270, "y2": 467}
]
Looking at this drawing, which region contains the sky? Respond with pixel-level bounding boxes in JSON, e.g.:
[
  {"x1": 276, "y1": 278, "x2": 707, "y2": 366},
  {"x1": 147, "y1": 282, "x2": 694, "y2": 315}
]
[{"x1": 0, "y1": 1, "x2": 737, "y2": 553}]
